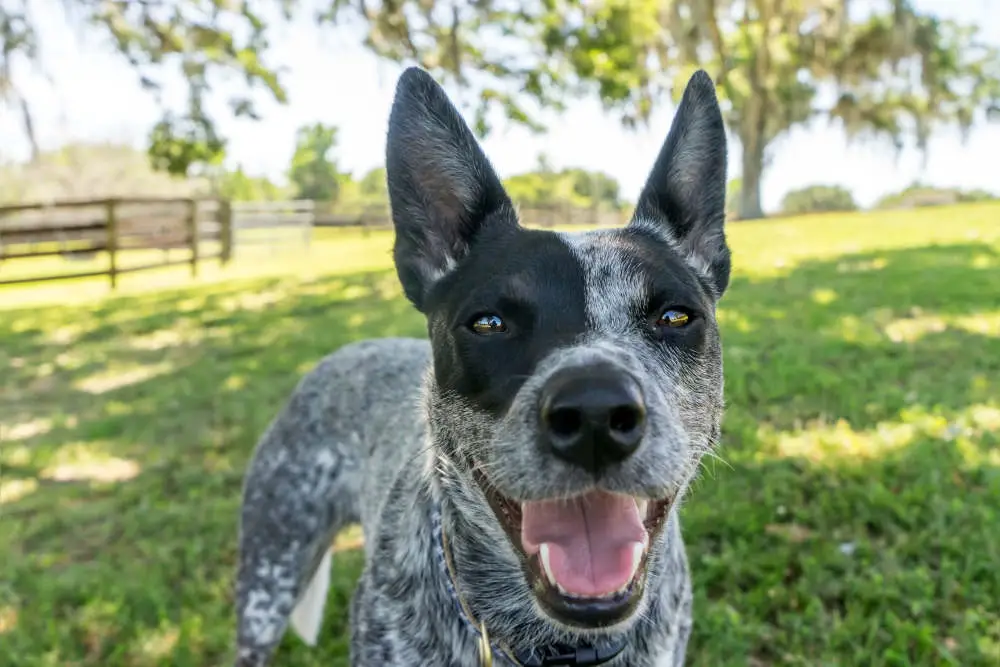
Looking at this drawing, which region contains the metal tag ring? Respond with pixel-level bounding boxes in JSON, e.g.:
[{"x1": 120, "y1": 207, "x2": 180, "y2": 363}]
[{"x1": 478, "y1": 621, "x2": 494, "y2": 667}]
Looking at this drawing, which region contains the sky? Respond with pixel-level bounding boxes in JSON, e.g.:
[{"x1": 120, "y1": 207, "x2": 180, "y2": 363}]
[{"x1": 1, "y1": 0, "x2": 998, "y2": 212}]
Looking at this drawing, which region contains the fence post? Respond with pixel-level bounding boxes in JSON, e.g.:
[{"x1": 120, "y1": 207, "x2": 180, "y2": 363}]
[
  {"x1": 220, "y1": 198, "x2": 233, "y2": 266},
  {"x1": 106, "y1": 199, "x2": 119, "y2": 289},
  {"x1": 303, "y1": 199, "x2": 315, "y2": 251},
  {"x1": 187, "y1": 198, "x2": 199, "y2": 278}
]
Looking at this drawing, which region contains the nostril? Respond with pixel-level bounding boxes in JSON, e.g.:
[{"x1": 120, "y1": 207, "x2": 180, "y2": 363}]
[
  {"x1": 608, "y1": 404, "x2": 644, "y2": 435},
  {"x1": 547, "y1": 407, "x2": 583, "y2": 439}
]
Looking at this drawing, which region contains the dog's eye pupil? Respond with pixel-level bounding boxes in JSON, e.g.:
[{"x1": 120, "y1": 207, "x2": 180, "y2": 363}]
[
  {"x1": 657, "y1": 309, "x2": 690, "y2": 328},
  {"x1": 471, "y1": 314, "x2": 507, "y2": 335}
]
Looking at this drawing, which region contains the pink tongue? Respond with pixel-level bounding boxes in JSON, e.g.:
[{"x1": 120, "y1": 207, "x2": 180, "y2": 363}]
[{"x1": 521, "y1": 491, "x2": 646, "y2": 597}]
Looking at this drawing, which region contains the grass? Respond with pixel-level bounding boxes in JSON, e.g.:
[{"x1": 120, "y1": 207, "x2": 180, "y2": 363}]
[{"x1": 1, "y1": 202, "x2": 999, "y2": 666}]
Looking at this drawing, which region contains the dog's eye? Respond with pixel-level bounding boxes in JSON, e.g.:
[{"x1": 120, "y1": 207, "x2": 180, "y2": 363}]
[
  {"x1": 470, "y1": 314, "x2": 508, "y2": 335},
  {"x1": 656, "y1": 309, "x2": 691, "y2": 329}
]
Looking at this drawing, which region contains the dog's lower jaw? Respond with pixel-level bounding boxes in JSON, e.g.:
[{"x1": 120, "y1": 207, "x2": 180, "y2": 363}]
[
  {"x1": 468, "y1": 465, "x2": 678, "y2": 632},
  {"x1": 441, "y1": 491, "x2": 693, "y2": 666}
]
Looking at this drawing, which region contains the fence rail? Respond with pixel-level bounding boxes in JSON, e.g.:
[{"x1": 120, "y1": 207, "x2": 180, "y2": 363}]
[
  {"x1": 0, "y1": 197, "x2": 234, "y2": 288},
  {"x1": 0, "y1": 195, "x2": 624, "y2": 288},
  {"x1": 311, "y1": 202, "x2": 628, "y2": 231}
]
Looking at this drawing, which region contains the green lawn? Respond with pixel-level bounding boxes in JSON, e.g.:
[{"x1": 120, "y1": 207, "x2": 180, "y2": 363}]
[{"x1": 2, "y1": 203, "x2": 999, "y2": 666}]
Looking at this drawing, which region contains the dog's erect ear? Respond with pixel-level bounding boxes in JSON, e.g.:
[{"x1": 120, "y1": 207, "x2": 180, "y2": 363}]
[
  {"x1": 386, "y1": 67, "x2": 517, "y2": 311},
  {"x1": 631, "y1": 70, "x2": 731, "y2": 298}
]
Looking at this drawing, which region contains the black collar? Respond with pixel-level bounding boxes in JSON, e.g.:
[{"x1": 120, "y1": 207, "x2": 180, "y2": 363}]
[{"x1": 431, "y1": 502, "x2": 628, "y2": 667}]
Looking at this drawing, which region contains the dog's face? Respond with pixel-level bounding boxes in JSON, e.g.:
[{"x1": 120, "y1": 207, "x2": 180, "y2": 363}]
[{"x1": 386, "y1": 68, "x2": 730, "y2": 634}]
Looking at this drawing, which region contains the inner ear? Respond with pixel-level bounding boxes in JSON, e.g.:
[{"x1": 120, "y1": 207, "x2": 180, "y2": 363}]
[{"x1": 386, "y1": 67, "x2": 517, "y2": 311}]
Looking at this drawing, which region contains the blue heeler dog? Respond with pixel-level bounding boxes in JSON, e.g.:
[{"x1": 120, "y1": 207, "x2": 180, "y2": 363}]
[{"x1": 233, "y1": 66, "x2": 732, "y2": 667}]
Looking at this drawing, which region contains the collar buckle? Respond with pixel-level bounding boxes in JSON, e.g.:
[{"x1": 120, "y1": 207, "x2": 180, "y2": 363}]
[{"x1": 515, "y1": 639, "x2": 627, "y2": 667}]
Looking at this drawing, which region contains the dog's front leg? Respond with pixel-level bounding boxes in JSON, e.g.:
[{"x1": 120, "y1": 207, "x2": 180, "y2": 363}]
[{"x1": 232, "y1": 400, "x2": 359, "y2": 667}]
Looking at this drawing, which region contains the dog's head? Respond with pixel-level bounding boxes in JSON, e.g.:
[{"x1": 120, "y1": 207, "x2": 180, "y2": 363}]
[{"x1": 386, "y1": 67, "x2": 730, "y2": 636}]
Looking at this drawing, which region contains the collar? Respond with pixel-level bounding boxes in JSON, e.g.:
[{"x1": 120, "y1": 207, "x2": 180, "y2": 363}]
[{"x1": 430, "y1": 501, "x2": 628, "y2": 667}]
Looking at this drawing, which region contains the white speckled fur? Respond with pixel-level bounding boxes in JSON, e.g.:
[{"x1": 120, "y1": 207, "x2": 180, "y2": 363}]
[{"x1": 232, "y1": 67, "x2": 731, "y2": 667}]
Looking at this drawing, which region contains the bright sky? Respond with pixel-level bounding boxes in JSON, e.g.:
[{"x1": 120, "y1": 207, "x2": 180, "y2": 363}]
[{"x1": 1, "y1": 0, "x2": 997, "y2": 212}]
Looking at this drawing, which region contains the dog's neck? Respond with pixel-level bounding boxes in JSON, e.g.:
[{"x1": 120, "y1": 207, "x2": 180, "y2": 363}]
[{"x1": 431, "y1": 497, "x2": 630, "y2": 667}]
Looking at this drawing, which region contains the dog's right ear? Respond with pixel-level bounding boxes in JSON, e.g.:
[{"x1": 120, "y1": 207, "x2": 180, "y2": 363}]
[{"x1": 386, "y1": 67, "x2": 517, "y2": 311}]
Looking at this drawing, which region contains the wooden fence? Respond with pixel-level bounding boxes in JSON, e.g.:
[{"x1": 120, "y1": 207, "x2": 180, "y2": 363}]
[
  {"x1": 231, "y1": 199, "x2": 315, "y2": 249},
  {"x1": 0, "y1": 197, "x2": 232, "y2": 288},
  {"x1": 0, "y1": 195, "x2": 625, "y2": 288},
  {"x1": 312, "y1": 202, "x2": 628, "y2": 231}
]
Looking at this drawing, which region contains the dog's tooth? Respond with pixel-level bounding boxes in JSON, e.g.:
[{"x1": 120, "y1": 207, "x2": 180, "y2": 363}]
[
  {"x1": 539, "y1": 543, "x2": 557, "y2": 587},
  {"x1": 636, "y1": 499, "x2": 649, "y2": 518},
  {"x1": 539, "y1": 544, "x2": 573, "y2": 595},
  {"x1": 630, "y1": 542, "x2": 645, "y2": 580}
]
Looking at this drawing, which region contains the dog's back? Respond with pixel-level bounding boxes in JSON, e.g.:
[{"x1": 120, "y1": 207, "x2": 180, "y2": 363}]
[{"x1": 234, "y1": 337, "x2": 430, "y2": 663}]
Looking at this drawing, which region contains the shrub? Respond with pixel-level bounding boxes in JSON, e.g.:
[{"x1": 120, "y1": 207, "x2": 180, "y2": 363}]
[{"x1": 780, "y1": 184, "x2": 858, "y2": 215}]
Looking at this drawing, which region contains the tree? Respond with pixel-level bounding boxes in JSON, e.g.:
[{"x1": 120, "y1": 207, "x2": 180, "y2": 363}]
[
  {"x1": 0, "y1": 142, "x2": 205, "y2": 203},
  {"x1": 532, "y1": 1, "x2": 1000, "y2": 220},
  {"x1": 357, "y1": 167, "x2": 388, "y2": 202},
  {"x1": 1, "y1": 0, "x2": 286, "y2": 175},
  {"x1": 217, "y1": 165, "x2": 287, "y2": 202},
  {"x1": 781, "y1": 185, "x2": 858, "y2": 216},
  {"x1": 335, "y1": 167, "x2": 389, "y2": 210},
  {"x1": 725, "y1": 178, "x2": 742, "y2": 220},
  {"x1": 875, "y1": 182, "x2": 998, "y2": 209},
  {"x1": 564, "y1": 168, "x2": 622, "y2": 210},
  {"x1": 287, "y1": 123, "x2": 341, "y2": 202},
  {"x1": 305, "y1": 1, "x2": 1000, "y2": 220},
  {"x1": 1, "y1": 3, "x2": 40, "y2": 161},
  {"x1": 5, "y1": 0, "x2": 999, "y2": 215},
  {"x1": 503, "y1": 163, "x2": 624, "y2": 210}
]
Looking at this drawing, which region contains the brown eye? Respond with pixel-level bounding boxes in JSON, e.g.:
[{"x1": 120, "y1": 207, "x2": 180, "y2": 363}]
[
  {"x1": 470, "y1": 314, "x2": 508, "y2": 335},
  {"x1": 656, "y1": 309, "x2": 690, "y2": 328}
]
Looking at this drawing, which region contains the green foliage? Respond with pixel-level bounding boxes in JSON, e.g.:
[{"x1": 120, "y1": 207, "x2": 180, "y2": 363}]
[
  {"x1": 2, "y1": 1, "x2": 288, "y2": 176},
  {"x1": 726, "y1": 178, "x2": 742, "y2": 219},
  {"x1": 0, "y1": 142, "x2": 207, "y2": 204},
  {"x1": 322, "y1": 160, "x2": 621, "y2": 214},
  {"x1": 216, "y1": 165, "x2": 289, "y2": 202},
  {"x1": 5, "y1": 1, "x2": 998, "y2": 219},
  {"x1": 316, "y1": 0, "x2": 568, "y2": 137},
  {"x1": 529, "y1": 1, "x2": 1000, "y2": 220},
  {"x1": 781, "y1": 185, "x2": 858, "y2": 216},
  {"x1": 357, "y1": 167, "x2": 387, "y2": 201},
  {"x1": 875, "y1": 182, "x2": 999, "y2": 210},
  {"x1": 335, "y1": 168, "x2": 389, "y2": 211},
  {"x1": 3, "y1": 203, "x2": 1000, "y2": 665},
  {"x1": 289, "y1": 1, "x2": 1000, "y2": 221},
  {"x1": 288, "y1": 123, "x2": 342, "y2": 203},
  {"x1": 147, "y1": 115, "x2": 226, "y2": 177},
  {"x1": 0, "y1": 1, "x2": 41, "y2": 158},
  {"x1": 503, "y1": 160, "x2": 624, "y2": 210}
]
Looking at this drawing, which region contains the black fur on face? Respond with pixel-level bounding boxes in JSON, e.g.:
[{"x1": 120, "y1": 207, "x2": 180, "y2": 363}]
[{"x1": 386, "y1": 66, "x2": 730, "y2": 633}]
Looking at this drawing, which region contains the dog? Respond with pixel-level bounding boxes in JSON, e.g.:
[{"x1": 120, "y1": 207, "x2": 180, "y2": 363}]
[{"x1": 232, "y1": 66, "x2": 732, "y2": 667}]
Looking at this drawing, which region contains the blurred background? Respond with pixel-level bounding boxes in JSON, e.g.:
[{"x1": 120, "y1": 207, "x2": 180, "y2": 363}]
[{"x1": 1, "y1": 1, "x2": 998, "y2": 666}]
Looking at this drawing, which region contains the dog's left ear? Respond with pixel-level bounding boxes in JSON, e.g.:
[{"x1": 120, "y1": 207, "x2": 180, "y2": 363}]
[
  {"x1": 386, "y1": 67, "x2": 517, "y2": 311},
  {"x1": 631, "y1": 70, "x2": 731, "y2": 299}
]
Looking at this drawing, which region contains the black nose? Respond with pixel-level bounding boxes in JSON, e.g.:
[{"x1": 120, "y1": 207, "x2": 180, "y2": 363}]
[{"x1": 538, "y1": 364, "x2": 646, "y2": 474}]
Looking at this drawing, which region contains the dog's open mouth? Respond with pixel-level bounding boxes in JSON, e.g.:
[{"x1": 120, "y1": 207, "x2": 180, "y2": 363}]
[{"x1": 472, "y1": 468, "x2": 674, "y2": 627}]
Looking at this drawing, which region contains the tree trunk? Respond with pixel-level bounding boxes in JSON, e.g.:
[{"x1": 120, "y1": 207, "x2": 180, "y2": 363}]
[
  {"x1": 19, "y1": 97, "x2": 40, "y2": 164},
  {"x1": 737, "y1": 0, "x2": 771, "y2": 221},
  {"x1": 738, "y1": 135, "x2": 766, "y2": 220},
  {"x1": 737, "y1": 92, "x2": 768, "y2": 220}
]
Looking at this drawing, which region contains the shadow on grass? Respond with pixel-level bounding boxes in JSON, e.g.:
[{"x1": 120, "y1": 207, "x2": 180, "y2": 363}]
[{"x1": 1, "y1": 241, "x2": 997, "y2": 666}]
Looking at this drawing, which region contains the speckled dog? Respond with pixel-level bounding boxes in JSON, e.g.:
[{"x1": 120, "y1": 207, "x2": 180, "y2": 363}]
[{"x1": 233, "y1": 66, "x2": 732, "y2": 667}]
